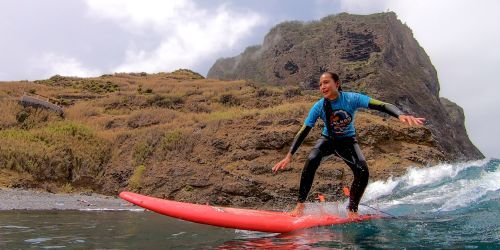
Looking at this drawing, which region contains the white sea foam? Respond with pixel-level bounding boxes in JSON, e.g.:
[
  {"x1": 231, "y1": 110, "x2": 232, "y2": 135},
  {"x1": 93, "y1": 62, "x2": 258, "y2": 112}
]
[
  {"x1": 437, "y1": 169, "x2": 500, "y2": 211},
  {"x1": 40, "y1": 246, "x2": 66, "y2": 249},
  {"x1": 234, "y1": 229, "x2": 279, "y2": 239},
  {"x1": 361, "y1": 159, "x2": 497, "y2": 213},
  {"x1": 78, "y1": 208, "x2": 145, "y2": 212},
  {"x1": 362, "y1": 177, "x2": 400, "y2": 202},
  {"x1": 25, "y1": 237, "x2": 52, "y2": 244},
  {"x1": 171, "y1": 232, "x2": 186, "y2": 237},
  {"x1": 401, "y1": 160, "x2": 486, "y2": 188},
  {"x1": 1, "y1": 225, "x2": 30, "y2": 229}
]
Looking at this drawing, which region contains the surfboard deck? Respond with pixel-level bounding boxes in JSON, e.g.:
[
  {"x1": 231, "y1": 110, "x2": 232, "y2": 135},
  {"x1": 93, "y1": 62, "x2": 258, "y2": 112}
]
[{"x1": 119, "y1": 191, "x2": 382, "y2": 233}]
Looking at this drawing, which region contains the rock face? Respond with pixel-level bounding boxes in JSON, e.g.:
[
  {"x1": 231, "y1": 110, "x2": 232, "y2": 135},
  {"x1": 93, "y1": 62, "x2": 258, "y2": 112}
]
[
  {"x1": 208, "y1": 12, "x2": 483, "y2": 161},
  {"x1": 439, "y1": 98, "x2": 482, "y2": 158}
]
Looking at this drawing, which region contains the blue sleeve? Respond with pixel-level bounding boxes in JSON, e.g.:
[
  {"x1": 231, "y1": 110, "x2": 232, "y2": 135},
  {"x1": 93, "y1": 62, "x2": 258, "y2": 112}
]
[
  {"x1": 356, "y1": 93, "x2": 370, "y2": 109},
  {"x1": 304, "y1": 101, "x2": 322, "y2": 127}
]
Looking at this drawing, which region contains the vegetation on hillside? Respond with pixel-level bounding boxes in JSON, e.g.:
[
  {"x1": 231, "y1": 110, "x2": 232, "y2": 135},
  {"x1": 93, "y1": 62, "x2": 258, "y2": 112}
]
[
  {"x1": 0, "y1": 69, "x2": 317, "y2": 194},
  {"x1": 0, "y1": 69, "x2": 441, "y2": 208}
]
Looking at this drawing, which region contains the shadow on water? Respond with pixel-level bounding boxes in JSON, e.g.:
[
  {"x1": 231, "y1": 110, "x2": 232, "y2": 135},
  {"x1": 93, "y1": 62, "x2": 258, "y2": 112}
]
[{"x1": 219, "y1": 223, "x2": 374, "y2": 249}]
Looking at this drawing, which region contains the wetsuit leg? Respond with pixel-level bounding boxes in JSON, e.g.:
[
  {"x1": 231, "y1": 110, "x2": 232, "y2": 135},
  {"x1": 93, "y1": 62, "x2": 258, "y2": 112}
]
[
  {"x1": 297, "y1": 137, "x2": 333, "y2": 203},
  {"x1": 334, "y1": 139, "x2": 369, "y2": 212}
]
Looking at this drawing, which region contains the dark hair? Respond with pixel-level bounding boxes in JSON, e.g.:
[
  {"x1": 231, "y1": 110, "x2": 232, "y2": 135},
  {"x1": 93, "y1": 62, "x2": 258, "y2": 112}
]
[{"x1": 321, "y1": 71, "x2": 342, "y2": 91}]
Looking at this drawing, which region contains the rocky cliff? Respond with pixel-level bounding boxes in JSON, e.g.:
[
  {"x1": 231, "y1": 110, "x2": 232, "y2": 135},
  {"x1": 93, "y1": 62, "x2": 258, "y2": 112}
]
[{"x1": 208, "y1": 12, "x2": 483, "y2": 161}]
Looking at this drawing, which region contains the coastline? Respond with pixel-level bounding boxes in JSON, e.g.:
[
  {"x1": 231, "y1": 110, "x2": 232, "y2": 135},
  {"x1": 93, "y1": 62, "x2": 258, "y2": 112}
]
[{"x1": 0, "y1": 188, "x2": 142, "y2": 211}]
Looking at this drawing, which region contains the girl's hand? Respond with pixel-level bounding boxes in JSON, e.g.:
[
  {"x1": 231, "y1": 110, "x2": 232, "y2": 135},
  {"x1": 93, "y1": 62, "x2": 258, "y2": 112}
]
[
  {"x1": 399, "y1": 115, "x2": 425, "y2": 126},
  {"x1": 272, "y1": 154, "x2": 292, "y2": 173}
]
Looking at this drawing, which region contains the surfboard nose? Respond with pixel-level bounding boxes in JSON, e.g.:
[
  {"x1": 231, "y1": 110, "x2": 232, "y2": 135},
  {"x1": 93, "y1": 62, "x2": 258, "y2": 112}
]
[
  {"x1": 119, "y1": 191, "x2": 142, "y2": 204},
  {"x1": 119, "y1": 191, "x2": 131, "y2": 200}
]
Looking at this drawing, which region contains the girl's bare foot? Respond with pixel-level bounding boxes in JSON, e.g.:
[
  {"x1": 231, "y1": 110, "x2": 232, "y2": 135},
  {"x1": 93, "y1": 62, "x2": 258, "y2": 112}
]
[
  {"x1": 288, "y1": 203, "x2": 305, "y2": 217},
  {"x1": 347, "y1": 211, "x2": 360, "y2": 219}
]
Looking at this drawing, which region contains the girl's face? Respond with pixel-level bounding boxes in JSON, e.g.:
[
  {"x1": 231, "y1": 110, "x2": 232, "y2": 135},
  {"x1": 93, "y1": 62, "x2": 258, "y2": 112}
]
[{"x1": 319, "y1": 73, "x2": 340, "y2": 98}]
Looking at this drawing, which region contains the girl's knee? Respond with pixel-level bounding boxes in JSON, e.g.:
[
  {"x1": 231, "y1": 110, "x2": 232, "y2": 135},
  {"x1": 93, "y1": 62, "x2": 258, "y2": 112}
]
[
  {"x1": 306, "y1": 149, "x2": 322, "y2": 164},
  {"x1": 356, "y1": 160, "x2": 369, "y2": 181}
]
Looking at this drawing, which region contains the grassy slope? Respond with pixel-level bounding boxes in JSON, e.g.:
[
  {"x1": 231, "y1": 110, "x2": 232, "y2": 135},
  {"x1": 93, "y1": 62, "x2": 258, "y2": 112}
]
[{"x1": 0, "y1": 70, "x2": 443, "y2": 209}]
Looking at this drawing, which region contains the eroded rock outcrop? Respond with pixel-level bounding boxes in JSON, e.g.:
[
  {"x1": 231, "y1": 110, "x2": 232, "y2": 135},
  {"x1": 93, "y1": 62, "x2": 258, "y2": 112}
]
[{"x1": 208, "y1": 12, "x2": 483, "y2": 160}]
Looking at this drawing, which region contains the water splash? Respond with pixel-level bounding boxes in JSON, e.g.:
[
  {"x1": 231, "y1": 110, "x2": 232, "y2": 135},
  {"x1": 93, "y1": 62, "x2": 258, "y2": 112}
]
[{"x1": 361, "y1": 158, "x2": 499, "y2": 215}]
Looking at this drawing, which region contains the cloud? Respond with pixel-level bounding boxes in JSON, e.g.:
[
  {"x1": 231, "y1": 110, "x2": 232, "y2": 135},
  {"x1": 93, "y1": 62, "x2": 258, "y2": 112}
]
[
  {"x1": 84, "y1": 0, "x2": 264, "y2": 73},
  {"x1": 33, "y1": 52, "x2": 100, "y2": 78},
  {"x1": 338, "y1": 0, "x2": 388, "y2": 14}
]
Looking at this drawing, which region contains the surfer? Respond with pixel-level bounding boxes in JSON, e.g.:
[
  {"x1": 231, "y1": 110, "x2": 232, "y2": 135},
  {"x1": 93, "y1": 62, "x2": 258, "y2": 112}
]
[{"x1": 272, "y1": 72, "x2": 425, "y2": 217}]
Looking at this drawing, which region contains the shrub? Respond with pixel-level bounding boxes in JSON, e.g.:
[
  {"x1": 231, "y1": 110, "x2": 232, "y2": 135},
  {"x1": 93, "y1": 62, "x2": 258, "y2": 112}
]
[
  {"x1": 129, "y1": 72, "x2": 148, "y2": 77},
  {"x1": 0, "y1": 100, "x2": 22, "y2": 129},
  {"x1": 35, "y1": 75, "x2": 119, "y2": 94},
  {"x1": 256, "y1": 88, "x2": 273, "y2": 97},
  {"x1": 169, "y1": 69, "x2": 204, "y2": 80},
  {"x1": 133, "y1": 141, "x2": 154, "y2": 165},
  {"x1": 283, "y1": 87, "x2": 302, "y2": 98},
  {"x1": 186, "y1": 103, "x2": 212, "y2": 113},
  {"x1": 83, "y1": 80, "x2": 118, "y2": 93},
  {"x1": 160, "y1": 130, "x2": 183, "y2": 151},
  {"x1": 0, "y1": 122, "x2": 111, "y2": 184},
  {"x1": 102, "y1": 95, "x2": 148, "y2": 111},
  {"x1": 157, "y1": 130, "x2": 196, "y2": 159},
  {"x1": 184, "y1": 185, "x2": 194, "y2": 192},
  {"x1": 15, "y1": 107, "x2": 63, "y2": 129},
  {"x1": 60, "y1": 183, "x2": 74, "y2": 193},
  {"x1": 131, "y1": 128, "x2": 174, "y2": 165},
  {"x1": 127, "y1": 112, "x2": 160, "y2": 129},
  {"x1": 147, "y1": 95, "x2": 184, "y2": 109},
  {"x1": 183, "y1": 89, "x2": 202, "y2": 96},
  {"x1": 16, "y1": 111, "x2": 29, "y2": 123},
  {"x1": 128, "y1": 165, "x2": 146, "y2": 191},
  {"x1": 219, "y1": 94, "x2": 240, "y2": 106},
  {"x1": 52, "y1": 98, "x2": 71, "y2": 106}
]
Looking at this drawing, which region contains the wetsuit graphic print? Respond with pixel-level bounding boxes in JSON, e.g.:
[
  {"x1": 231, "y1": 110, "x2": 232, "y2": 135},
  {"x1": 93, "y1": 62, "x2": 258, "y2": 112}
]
[{"x1": 330, "y1": 110, "x2": 352, "y2": 135}]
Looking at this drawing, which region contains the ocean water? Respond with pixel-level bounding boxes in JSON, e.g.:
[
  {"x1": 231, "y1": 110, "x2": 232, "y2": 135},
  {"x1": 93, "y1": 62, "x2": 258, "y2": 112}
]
[{"x1": 1, "y1": 159, "x2": 498, "y2": 249}]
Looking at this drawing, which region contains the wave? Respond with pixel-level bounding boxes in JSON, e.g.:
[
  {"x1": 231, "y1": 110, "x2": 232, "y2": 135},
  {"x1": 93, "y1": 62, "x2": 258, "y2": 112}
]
[{"x1": 361, "y1": 158, "x2": 499, "y2": 215}]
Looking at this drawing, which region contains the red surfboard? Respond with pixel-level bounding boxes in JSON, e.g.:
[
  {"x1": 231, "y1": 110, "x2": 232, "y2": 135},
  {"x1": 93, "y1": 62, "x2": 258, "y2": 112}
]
[{"x1": 119, "y1": 191, "x2": 382, "y2": 233}]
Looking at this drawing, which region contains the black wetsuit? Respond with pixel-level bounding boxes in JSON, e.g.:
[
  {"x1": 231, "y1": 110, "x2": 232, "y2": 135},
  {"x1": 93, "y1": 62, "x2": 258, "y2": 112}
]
[{"x1": 288, "y1": 92, "x2": 403, "y2": 212}]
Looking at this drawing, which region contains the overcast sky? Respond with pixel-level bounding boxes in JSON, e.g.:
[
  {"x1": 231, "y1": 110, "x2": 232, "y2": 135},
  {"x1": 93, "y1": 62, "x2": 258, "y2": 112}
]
[{"x1": 1, "y1": 0, "x2": 498, "y2": 158}]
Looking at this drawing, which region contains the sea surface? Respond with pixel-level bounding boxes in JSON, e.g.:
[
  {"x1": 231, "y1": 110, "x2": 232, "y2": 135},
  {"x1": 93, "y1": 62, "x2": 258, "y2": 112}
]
[{"x1": 1, "y1": 159, "x2": 499, "y2": 249}]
